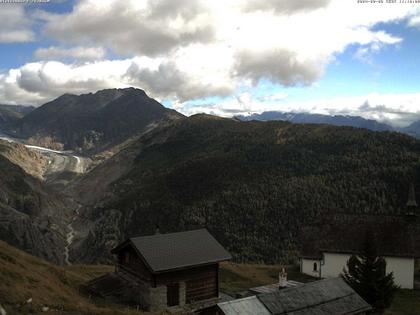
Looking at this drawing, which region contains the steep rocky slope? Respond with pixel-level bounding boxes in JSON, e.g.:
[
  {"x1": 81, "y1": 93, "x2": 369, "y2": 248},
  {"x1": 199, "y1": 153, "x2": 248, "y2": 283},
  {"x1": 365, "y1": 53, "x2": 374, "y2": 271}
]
[
  {"x1": 10, "y1": 88, "x2": 184, "y2": 153},
  {"x1": 0, "y1": 140, "x2": 48, "y2": 179},
  {"x1": 71, "y1": 115, "x2": 420, "y2": 263},
  {"x1": 0, "y1": 140, "x2": 70, "y2": 263}
]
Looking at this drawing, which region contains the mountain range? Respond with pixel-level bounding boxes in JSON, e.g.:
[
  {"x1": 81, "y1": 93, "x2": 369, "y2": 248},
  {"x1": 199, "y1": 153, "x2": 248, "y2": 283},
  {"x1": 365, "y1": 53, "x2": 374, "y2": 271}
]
[
  {"x1": 236, "y1": 111, "x2": 420, "y2": 138},
  {"x1": 0, "y1": 88, "x2": 419, "y2": 266},
  {"x1": 8, "y1": 88, "x2": 183, "y2": 153}
]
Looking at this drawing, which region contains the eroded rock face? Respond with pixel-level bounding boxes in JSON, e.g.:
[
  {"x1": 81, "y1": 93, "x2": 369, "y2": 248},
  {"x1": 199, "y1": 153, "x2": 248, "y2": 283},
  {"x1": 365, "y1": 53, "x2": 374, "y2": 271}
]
[
  {"x1": 72, "y1": 209, "x2": 123, "y2": 264},
  {"x1": 0, "y1": 209, "x2": 66, "y2": 264},
  {"x1": 0, "y1": 141, "x2": 48, "y2": 180},
  {"x1": 27, "y1": 136, "x2": 64, "y2": 152},
  {"x1": 0, "y1": 143, "x2": 70, "y2": 264}
]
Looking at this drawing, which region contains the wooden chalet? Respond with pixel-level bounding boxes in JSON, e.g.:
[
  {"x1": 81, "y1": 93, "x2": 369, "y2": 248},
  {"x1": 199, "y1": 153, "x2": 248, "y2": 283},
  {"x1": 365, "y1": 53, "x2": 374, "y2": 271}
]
[{"x1": 101, "y1": 229, "x2": 231, "y2": 312}]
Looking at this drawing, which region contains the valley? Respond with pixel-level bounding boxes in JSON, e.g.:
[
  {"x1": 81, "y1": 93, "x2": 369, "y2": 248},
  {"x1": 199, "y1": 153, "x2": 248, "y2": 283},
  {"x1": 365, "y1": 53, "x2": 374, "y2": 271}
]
[
  {"x1": 0, "y1": 88, "x2": 419, "y2": 315},
  {"x1": 0, "y1": 88, "x2": 185, "y2": 266},
  {"x1": 0, "y1": 130, "x2": 90, "y2": 265},
  {"x1": 1, "y1": 88, "x2": 420, "y2": 268},
  {"x1": 3, "y1": 1, "x2": 420, "y2": 313}
]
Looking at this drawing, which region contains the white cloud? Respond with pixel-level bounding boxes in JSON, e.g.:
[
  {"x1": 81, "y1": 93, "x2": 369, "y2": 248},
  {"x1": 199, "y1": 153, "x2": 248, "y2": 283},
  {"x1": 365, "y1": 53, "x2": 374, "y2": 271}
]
[
  {"x1": 0, "y1": 60, "x2": 132, "y2": 105},
  {"x1": 40, "y1": 0, "x2": 215, "y2": 57},
  {"x1": 0, "y1": 6, "x2": 34, "y2": 43},
  {"x1": 34, "y1": 46, "x2": 106, "y2": 61},
  {"x1": 180, "y1": 92, "x2": 420, "y2": 127},
  {"x1": 30, "y1": 0, "x2": 413, "y2": 94},
  {"x1": 243, "y1": 0, "x2": 332, "y2": 14},
  {"x1": 408, "y1": 14, "x2": 420, "y2": 28},
  {"x1": 0, "y1": 55, "x2": 234, "y2": 105},
  {"x1": 0, "y1": 0, "x2": 419, "y2": 122}
]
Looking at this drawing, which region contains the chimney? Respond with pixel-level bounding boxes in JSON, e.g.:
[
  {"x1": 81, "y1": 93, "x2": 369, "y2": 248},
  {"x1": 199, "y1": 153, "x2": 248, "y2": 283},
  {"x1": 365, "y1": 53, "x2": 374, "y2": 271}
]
[
  {"x1": 155, "y1": 225, "x2": 161, "y2": 235},
  {"x1": 278, "y1": 267, "x2": 288, "y2": 289}
]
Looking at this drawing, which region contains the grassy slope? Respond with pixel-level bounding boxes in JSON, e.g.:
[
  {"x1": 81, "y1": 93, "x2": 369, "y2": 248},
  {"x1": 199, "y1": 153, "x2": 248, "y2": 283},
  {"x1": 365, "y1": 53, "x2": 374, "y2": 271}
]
[{"x1": 0, "y1": 241, "x2": 155, "y2": 315}]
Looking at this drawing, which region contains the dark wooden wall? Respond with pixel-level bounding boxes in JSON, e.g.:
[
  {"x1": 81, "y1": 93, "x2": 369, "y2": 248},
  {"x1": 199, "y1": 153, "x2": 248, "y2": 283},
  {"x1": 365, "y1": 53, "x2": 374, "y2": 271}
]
[
  {"x1": 117, "y1": 246, "x2": 152, "y2": 282},
  {"x1": 155, "y1": 264, "x2": 219, "y2": 303}
]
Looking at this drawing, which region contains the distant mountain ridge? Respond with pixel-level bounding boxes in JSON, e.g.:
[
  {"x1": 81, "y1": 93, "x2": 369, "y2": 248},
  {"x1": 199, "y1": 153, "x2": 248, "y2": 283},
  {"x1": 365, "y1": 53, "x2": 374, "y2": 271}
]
[
  {"x1": 236, "y1": 111, "x2": 395, "y2": 132},
  {"x1": 0, "y1": 104, "x2": 34, "y2": 127},
  {"x1": 8, "y1": 88, "x2": 184, "y2": 153},
  {"x1": 402, "y1": 120, "x2": 420, "y2": 138}
]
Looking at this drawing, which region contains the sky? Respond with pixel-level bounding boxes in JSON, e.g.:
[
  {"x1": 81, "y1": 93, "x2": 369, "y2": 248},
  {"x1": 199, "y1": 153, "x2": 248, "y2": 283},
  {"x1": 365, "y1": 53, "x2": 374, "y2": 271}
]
[{"x1": 1, "y1": 0, "x2": 420, "y2": 126}]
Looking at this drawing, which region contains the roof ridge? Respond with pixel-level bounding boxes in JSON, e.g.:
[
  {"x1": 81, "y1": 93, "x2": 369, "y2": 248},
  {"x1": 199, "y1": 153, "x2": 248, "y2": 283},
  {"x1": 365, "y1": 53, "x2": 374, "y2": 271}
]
[{"x1": 129, "y1": 228, "x2": 208, "y2": 240}]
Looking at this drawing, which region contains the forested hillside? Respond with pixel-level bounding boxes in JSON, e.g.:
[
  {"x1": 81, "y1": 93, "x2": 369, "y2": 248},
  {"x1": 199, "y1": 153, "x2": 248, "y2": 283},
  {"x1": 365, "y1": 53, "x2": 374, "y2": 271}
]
[{"x1": 75, "y1": 115, "x2": 420, "y2": 263}]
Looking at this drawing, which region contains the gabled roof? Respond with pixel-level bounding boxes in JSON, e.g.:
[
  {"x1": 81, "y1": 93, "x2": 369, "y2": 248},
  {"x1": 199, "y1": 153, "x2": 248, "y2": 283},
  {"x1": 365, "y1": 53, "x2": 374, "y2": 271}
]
[
  {"x1": 257, "y1": 278, "x2": 371, "y2": 315},
  {"x1": 300, "y1": 214, "x2": 420, "y2": 259},
  {"x1": 111, "y1": 229, "x2": 231, "y2": 273},
  {"x1": 218, "y1": 296, "x2": 271, "y2": 315}
]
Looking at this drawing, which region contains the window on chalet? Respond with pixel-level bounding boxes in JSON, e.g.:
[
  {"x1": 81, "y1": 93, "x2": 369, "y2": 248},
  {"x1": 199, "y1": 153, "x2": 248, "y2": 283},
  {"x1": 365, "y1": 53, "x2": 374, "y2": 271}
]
[{"x1": 313, "y1": 262, "x2": 318, "y2": 272}]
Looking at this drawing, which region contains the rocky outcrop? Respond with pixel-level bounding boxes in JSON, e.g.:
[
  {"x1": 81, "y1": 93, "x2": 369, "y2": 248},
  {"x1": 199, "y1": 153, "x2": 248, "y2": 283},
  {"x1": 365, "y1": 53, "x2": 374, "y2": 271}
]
[
  {"x1": 0, "y1": 140, "x2": 47, "y2": 179},
  {"x1": 72, "y1": 209, "x2": 123, "y2": 264},
  {"x1": 10, "y1": 88, "x2": 185, "y2": 154},
  {"x1": 0, "y1": 206, "x2": 65, "y2": 264},
  {"x1": 0, "y1": 143, "x2": 70, "y2": 264}
]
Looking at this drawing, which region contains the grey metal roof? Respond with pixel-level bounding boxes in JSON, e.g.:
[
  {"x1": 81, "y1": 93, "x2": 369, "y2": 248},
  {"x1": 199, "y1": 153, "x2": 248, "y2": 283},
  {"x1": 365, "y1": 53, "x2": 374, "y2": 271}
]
[
  {"x1": 218, "y1": 296, "x2": 271, "y2": 315},
  {"x1": 257, "y1": 278, "x2": 372, "y2": 315},
  {"x1": 114, "y1": 229, "x2": 231, "y2": 273}
]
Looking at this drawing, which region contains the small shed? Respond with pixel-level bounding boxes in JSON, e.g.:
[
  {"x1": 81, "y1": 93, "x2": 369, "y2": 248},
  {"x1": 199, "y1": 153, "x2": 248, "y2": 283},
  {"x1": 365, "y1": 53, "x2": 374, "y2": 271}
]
[{"x1": 108, "y1": 229, "x2": 232, "y2": 312}]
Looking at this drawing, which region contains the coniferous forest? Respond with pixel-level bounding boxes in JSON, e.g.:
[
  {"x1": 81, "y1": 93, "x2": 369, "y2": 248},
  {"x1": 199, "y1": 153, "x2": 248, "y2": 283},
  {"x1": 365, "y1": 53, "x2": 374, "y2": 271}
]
[{"x1": 77, "y1": 115, "x2": 420, "y2": 263}]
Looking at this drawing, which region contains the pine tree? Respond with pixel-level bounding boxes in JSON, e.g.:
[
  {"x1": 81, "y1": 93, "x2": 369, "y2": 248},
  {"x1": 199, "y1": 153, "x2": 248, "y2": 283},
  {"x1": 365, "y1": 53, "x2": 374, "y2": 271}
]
[{"x1": 342, "y1": 233, "x2": 399, "y2": 314}]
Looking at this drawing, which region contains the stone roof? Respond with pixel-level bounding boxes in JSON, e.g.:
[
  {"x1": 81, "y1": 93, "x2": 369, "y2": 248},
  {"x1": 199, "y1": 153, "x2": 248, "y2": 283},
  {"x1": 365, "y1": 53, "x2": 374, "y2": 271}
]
[
  {"x1": 258, "y1": 278, "x2": 371, "y2": 315},
  {"x1": 218, "y1": 278, "x2": 371, "y2": 315},
  {"x1": 111, "y1": 229, "x2": 231, "y2": 273},
  {"x1": 218, "y1": 296, "x2": 271, "y2": 315}
]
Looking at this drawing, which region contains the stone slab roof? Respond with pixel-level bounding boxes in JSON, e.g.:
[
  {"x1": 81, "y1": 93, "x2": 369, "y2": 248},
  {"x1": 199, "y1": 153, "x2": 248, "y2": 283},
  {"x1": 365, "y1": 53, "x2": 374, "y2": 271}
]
[{"x1": 257, "y1": 278, "x2": 371, "y2": 315}]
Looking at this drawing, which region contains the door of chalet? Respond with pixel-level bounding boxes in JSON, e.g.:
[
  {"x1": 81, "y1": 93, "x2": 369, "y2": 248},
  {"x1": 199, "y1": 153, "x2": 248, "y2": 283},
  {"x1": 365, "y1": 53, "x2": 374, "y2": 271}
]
[{"x1": 167, "y1": 283, "x2": 180, "y2": 307}]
